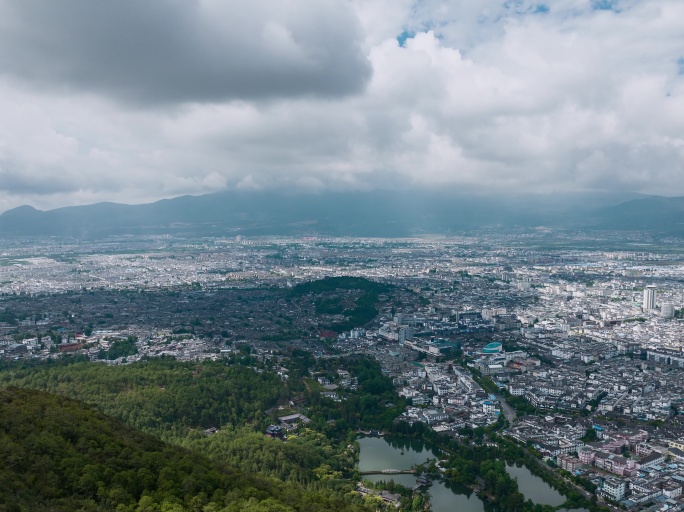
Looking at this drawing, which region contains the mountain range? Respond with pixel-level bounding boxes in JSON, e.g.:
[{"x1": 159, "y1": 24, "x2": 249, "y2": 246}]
[{"x1": 1, "y1": 190, "x2": 683, "y2": 238}]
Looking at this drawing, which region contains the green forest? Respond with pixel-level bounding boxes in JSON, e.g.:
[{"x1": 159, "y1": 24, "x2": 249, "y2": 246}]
[
  {"x1": 0, "y1": 358, "x2": 285, "y2": 438},
  {"x1": 289, "y1": 277, "x2": 391, "y2": 332},
  {"x1": 0, "y1": 347, "x2": 599, "y2": 512},
  {"x1": 0, "y1": 356, "x2": 404, "y2": 511},
  {"x1": 98, "y1": 335, "x2": 139, "y2": 360},
  {"x1": 304, "y1": 357, "x2": 406, "y2": 434},
  {"x1": 0, "y1": 387, "x2": 372, "y2": 512}
]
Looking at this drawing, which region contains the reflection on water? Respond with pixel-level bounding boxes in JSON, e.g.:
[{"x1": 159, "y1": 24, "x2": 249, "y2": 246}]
[
  {"x1": 359, "y1": 437, "x2": 484, "y2": 512},
  {"x1": 358, "y1": 437, "x2": 571, "y2": 512},
  {"x1": 506, "y1": 464, "x2": 566, "y2": 507},
  {"x1": 430, "y1": 479, "x2": 485, "y2": 512},
  {"x1": 365, "y1": 473, "x2": 417, "y2": 487},
  {"x1": 357, "y1": 436, "x2": 440, "y2": 472},
  {"x1": 365, "y1": 475, "x2": 485, "y2": 512}
]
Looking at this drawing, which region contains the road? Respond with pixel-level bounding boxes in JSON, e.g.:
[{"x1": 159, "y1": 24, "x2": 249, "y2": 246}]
[{"x1": 494, "y1": 393, "x2": 517, "y2": 424}]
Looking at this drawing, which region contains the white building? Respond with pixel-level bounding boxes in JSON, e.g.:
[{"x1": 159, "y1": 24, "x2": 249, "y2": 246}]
[
  {"x1": 643, "y1": 286, "x2": 657, "y2": 311},
  {"x1": 602, "y1": 477, "x2": 627, "y2": 501}
]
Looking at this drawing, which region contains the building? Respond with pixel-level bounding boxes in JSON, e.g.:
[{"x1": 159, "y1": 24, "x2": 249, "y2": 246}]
[
  {"x1": 646, "y1": 348, "x2": 684, "y2": 368},
  {"x1": 508, "y1": 384, "x2": 525, "y2": 396},
  {"x1": 661, "y1": 303, "x2": 675, "y2": 318},
  {"x1": 482, "y1": 401, "x2": 498, "y2": 414},
  {"x1": 578, "y1": 447, "x2": 596, "y2": 465},
  {"x1": 265, "y1": 425, "x2": 284, "y2": 439},
  {"x1": 614, "y1": 429, "x2": 649, "y2": 448},
  {"x1": 643, "y1": 285, "x2": 657, "y2": 311},
  {"x1": 422, "y1": 409, "x2": 449, "y2": 425},
  {"x1": 4, "y1": 343, "x2": 28, "y2": 355},
  {"x1": 602, "y1": 477, "x2": 627, "y2": 501},
  {"x1": 637, "y1": 450, "x2": 666, "y2": 470},
  {"x1": 557, "y1": 454, "x2": 582, "y2": 472},
  {"x1": 412, "y1": 395, "x2": 430, "y2": 406},
  {"x1": 663, "y1": 482, "x2": 683, "y2": 499},
  {"x1": 398, "y1": 327, "x2": 414, "y2": 343},
  {"x1": 493, "y1": 315, "x2": 522, "y2": 331},
  {"x1": 475, "y1": 359, "x2": 505, "y2": 375},
  {"x1": 482, "y1": 342, "x2": 503, "y2": 354},
  {"x1": 378, "y1": 490, "x2": 401, "y2": 505},
  {"x1": 668, "y1": 440, "x2": 684, "y2": 452},
  {"x1": 58, "y1": 342, "x2": 83, "y2": 352},
  {"x1": 278, "y1": 413, "x2": 311, "y2": 430}
]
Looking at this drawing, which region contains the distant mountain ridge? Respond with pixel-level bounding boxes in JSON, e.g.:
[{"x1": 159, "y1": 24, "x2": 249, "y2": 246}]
[
  {"x1": 591, "y1": 195, "x2": 684, "y2": 232},
  {"x1": 0, "y1": 190, "x2": 681, "y2": 238}
]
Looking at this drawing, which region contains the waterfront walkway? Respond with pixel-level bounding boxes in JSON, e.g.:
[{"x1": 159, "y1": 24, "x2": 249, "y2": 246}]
[{"x1": 360, "y1": 469, "x2": 416, "y2": 475}]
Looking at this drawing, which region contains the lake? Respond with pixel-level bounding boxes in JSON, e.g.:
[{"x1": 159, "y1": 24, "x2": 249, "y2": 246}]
[
  {"x1": 358, "y1": 436, "x2": 575, "y2": 511},
  {"x1": 506, "y1": 463, "x2": 566, "y2": 507},
  {"x1": 358, "y1": 436, "x2": 485, "y2": 512}
]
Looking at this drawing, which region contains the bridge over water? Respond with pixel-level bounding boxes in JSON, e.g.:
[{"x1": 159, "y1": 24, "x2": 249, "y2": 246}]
[{"x1": 360, "y1": 469, "x2": 416, "y2": 475}]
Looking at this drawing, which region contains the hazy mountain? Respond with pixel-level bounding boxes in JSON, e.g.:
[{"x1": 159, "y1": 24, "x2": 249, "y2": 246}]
[
  {"x1": 0, "y1": 190, "x2": 678, "y2": 238},
  {"x1": 588, "y1": 195, "x2": 684, "y2": 233}
]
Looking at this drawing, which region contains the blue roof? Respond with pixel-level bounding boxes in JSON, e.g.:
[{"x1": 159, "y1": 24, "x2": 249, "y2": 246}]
[{"x1": 484, "y1": 342, "x2": 502, "y2": 349}]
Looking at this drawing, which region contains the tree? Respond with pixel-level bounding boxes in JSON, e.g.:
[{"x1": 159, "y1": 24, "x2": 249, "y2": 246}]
[{"x1": 581, "y1": 428, "x2": 598, "y2": 443}]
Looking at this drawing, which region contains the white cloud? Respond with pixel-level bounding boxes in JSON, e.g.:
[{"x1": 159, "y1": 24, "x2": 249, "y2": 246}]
[{"x1": 0, "y1": 0, "x2": 682, "y2": 211}]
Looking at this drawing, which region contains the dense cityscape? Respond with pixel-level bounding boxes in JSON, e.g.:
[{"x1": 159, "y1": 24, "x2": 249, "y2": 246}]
[
  {"x1": 2, "y1": 0, "x2": 682, "y2": 510},
  {"x1": 2, "y1": 231, "x2": 683, "y2": 510}
]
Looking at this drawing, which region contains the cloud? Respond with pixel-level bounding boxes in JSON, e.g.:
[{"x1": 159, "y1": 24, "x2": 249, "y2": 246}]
[
  {"x1": 0, "y1": 0, "x2": 683, "y2": 211},
  {"x1": 0, "y1": 0, "x2": 371, "y2": 104}
]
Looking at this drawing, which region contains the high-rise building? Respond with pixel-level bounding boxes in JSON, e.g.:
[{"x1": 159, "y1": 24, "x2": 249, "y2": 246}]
[
  {"x1": 661, "y1": 303, "x2": 675, "y2": 318},
  {"x1": 643, "y1": 285, "x2": 657, "y2": 311}
]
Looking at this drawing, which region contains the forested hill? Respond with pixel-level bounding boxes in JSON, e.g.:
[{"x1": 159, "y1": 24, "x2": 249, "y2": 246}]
[
  {"x1": 0, "y1": 358, "x2": 286, "y2": 438},
  {"x1": 289, "y1": 276, "x2": 392, "y2": 333},
  {"x1": 0, "y1": 387, "x2": 370, "y2": 512}
]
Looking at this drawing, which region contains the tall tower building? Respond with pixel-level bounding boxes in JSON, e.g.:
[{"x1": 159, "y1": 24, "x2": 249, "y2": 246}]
[
  {"x1": 643, "y1": 285, "x2": 657, "y2": 311},
  {"x1": 661, "y1": 303, "x2": 675, "y2": 319}
]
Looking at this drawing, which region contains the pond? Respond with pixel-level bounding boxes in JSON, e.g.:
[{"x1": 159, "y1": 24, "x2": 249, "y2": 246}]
[
  {"x1": 359, "y1": 436, "x2": 485, "y2": 512},
  {"x1": 506, "y1": 463, "x2": 566, "y2": 507},
  {"x1": 357, "y1": 436, "x2": 440, "y2": 473},
  {"x1": 358, "y1": 437, "x2": 573, "y2": 511}
]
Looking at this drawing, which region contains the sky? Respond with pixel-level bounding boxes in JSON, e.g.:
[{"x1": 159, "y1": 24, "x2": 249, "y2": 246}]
[{"x1": 0, "y1": 0, "x2": 683, "y2": 212}]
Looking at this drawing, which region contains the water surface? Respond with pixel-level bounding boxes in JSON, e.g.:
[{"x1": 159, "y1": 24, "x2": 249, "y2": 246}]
[
  {"x1": 358, "y1": 437, "x2": 568, "y2": 512},
  {"x1": 506, "y1": 463, "x2": 566, "y2": 507},
  {"x1": 358, "y1": 437, "x2": 485, "y2": 512}
]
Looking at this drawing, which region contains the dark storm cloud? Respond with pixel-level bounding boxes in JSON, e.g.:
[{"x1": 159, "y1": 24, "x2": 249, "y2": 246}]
[{"x1": 0, "y1": 0, "x2": 371, "y2": 104}]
